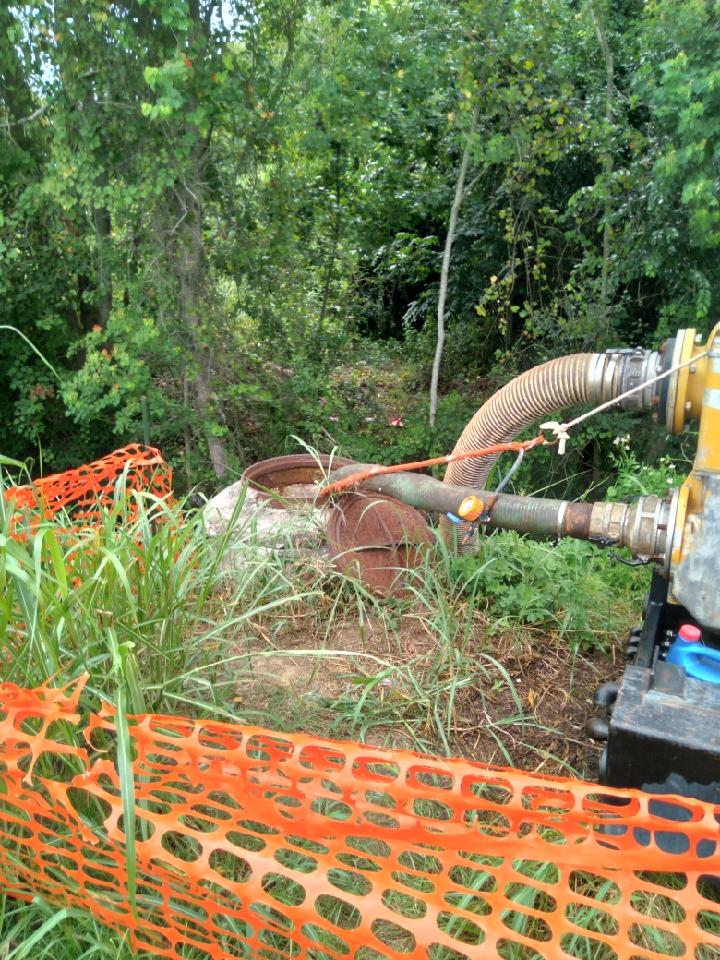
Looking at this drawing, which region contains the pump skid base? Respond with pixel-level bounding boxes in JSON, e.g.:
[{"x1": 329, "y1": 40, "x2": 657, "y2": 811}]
[{"x1": 603, "y1": 663, "x2": 720, "y2": 803}]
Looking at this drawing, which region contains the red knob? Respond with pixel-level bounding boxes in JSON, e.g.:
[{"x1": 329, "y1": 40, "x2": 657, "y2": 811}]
[{"x1": 678, "y1": 623, "x2": 702, "y2": 643}]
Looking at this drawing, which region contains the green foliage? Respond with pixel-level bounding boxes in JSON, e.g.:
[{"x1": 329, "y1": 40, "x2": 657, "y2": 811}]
[
  {"x1": 314, "y1": 341, "x2": 478, "y2": 465},
  {"x1": 450, "y1": 530, "x2": 645, "y2": 652},
  {"x1": 642, "y1": 0, "x2": 720, "y2": 253},
  {"x1": 2, "y1": 0, "x2": 718, "y2": 483},
  {"x1": 441, "y1": 440, "x2": 692, "y2": 651},
  {"x1": 605, "y1": 443, "x2": 688, "y2": 500}
]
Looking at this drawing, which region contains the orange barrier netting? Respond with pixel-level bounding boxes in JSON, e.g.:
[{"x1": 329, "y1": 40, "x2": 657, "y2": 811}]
[
  {"x1": 3, "y1": 444, "x2": 172, "y2": 537},
  {"x1": 1, "y1": 676, "x2": 719, "y2": 960}
]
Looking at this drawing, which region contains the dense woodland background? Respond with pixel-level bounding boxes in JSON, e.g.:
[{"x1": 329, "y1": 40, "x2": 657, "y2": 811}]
[{"x1": 2, "y1": 0, "x2": 718, "y2": 494}]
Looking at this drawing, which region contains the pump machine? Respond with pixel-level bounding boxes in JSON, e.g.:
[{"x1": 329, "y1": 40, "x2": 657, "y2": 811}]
[{"x1": 328, "y1": 324, "x2": 720, "y2": 802}]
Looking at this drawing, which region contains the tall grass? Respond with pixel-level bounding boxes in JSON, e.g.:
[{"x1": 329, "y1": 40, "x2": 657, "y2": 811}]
[
  {"x1": 0, "y1": 471, "x2": 314, "y2": 714},
  {"x1": 0, "y1": 897, "x2": 135, "y2": 959},
  {"x1": 0, "y1": 452, "x2": 643, "y2": 743}
]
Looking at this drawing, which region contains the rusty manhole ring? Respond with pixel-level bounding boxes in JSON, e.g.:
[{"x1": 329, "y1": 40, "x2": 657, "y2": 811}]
[
  {"x1": 326, "y1": 492, "x2": 432, "y2": 596},
  {"x1": 242, "y1": 454, "x2": 355, "y2": 509}
]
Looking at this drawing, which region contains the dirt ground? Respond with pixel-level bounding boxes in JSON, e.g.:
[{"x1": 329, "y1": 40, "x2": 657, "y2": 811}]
[
  {"x1": 234, "y1": 609, "x2": 619, "y2": 780},
  {"x1": 453, "y1": 630, "x2": 617, "y2": 778}
]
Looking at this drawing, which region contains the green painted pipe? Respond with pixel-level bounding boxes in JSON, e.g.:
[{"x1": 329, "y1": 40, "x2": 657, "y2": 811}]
[{"x1": 327, "y1": 464, "x2": 593, "y2": 540}]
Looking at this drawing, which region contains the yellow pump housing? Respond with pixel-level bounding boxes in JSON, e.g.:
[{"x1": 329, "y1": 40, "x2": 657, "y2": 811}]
[{"x1": 665, "y1": 323, "x2": 720, "y2": 630}]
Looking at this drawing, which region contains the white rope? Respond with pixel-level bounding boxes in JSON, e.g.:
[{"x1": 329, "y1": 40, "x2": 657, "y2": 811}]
[{"x1": 541, "y1": 349, "x2": 708, "y2": 454}]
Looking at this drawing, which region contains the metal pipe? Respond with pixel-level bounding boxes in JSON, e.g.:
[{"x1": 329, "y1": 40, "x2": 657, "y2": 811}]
[
  {"x1": 327, "y1": 464, "x2": 671, "y2": 561},
  {"x1": 329, "y1": 463, "x2": 589, "y2": 538}
]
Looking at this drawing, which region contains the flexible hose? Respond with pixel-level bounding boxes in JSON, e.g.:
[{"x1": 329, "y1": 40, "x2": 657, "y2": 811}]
[{"x1": 442, "y1": 353, "x2": 601, "y2": 547}]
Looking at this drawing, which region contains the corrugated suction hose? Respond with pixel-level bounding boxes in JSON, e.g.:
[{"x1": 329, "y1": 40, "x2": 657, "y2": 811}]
[{"x1": 442, "y1": 353, "x2": 602, "y2": 549}]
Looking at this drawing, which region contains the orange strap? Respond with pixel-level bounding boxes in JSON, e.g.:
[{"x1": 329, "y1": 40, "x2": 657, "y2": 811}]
[{"x1": 320, "y1": 434, "x2": 548, "y2": 497}]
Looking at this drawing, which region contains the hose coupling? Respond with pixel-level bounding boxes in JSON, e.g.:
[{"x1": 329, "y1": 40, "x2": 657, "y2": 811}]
[
  {"x1": 589, "y1": 495, "x2": 671, "y2": 562},
  {"x1": 588, "y1": 349, "x2": 662, "y2": 411}
]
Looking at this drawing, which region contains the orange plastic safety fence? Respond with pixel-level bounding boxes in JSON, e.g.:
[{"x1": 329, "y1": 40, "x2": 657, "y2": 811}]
[
  {"x1": 3, "y1": 444, "x2": 172, "y2": 538},
  {"x1": 0, "y1": 678, "x2": 718, "y2": 960}
]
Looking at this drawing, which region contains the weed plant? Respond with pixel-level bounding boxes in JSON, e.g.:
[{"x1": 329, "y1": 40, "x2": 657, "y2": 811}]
[{"x1": 450, "y1": 532, "x2": 646, "y2": 653}]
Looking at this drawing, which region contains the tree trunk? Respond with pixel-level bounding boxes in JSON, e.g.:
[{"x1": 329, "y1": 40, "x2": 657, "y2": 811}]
[
  {"x1": 316, "y1": 143, "x2": 343, "y2": 339},
  {"x1": 429, "y1": 102, "x2": 480, "y2": 427},
  {"x1": 589, "y1": 1, "x2": 615, "y2": 334},
  {"x1": 94, "y1": 200, "x2": 112, "y2": 329},
  {"x1": 183, "y1": 373, "x2": 194, "y2": 488},
  {"x1": 194, "y1": 358, "x2": 229, "y2": 480},
  {"x1": 176, "y1": 153, "x2": 230, "y2": 481}
]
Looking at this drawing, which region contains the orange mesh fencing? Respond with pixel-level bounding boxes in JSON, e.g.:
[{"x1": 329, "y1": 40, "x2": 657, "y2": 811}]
[
  {"x1": 0, "y1": 676, "x2": 718, "y2": 960},
  {"x1": 3, "y1": 444, "x2": 172, "y2": 538}
]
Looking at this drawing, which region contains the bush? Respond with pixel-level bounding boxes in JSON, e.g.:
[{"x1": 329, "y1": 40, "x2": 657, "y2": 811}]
[{"x1": 449, "y1": 530, "x2": 646, "y2": 652}]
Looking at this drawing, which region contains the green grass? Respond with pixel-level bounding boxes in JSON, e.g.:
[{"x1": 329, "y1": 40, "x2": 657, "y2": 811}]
[
  {"x1": 0, "y1": 448, "x2": 644, "y2": 739},
  {"x1": 0, "y1": 897, "x2": 135, "y2": 959},
  {"x1": 0, "y1": 459, "x2": 689, "y2": 959},
  {"x1": 448, "y1": 530, "x2": 646, "y2": 653}
]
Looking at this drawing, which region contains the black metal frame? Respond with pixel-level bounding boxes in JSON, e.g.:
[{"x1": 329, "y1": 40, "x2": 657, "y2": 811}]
[{"x1": 596, "y1": 570, "x2": 720, "y2": 803}]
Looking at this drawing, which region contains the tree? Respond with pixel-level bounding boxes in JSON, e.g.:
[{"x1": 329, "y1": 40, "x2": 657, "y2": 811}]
[
  {"x1": 429, "y1": 101, "x2": 479, "y2": 427},
  {"x1": 3, "y1": 0, "x2": 719, "y2": 489},
  {"x1": 2, "y1": 1, "x2": 308, "y2": 480}
]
